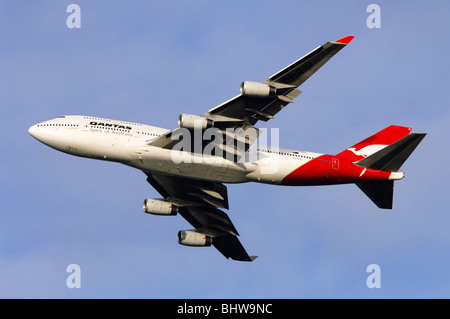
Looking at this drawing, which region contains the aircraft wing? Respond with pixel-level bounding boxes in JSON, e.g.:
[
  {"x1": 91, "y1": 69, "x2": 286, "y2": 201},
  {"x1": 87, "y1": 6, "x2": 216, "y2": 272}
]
[
  {"x1": 205, "y1": 35, "x2": 355, "y2": 126},
  {"x1": 145, "y1": 172, "x2": 257, "y2": 261},
  {"x1": 147, "y1": 36, "x2": 354, "y2": 156}
]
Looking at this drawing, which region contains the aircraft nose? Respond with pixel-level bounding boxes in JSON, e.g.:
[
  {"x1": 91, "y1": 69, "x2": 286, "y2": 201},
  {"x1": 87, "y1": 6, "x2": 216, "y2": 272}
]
[
  {"x1": 28, "y1": 121, "x2": 65, "y2": 151},
  {"x1": 28, "y1": 123, "x2": 47, "y2": 142},
  {"x1": 28, "y1": 124, "x2": 38, "y2": 138}
]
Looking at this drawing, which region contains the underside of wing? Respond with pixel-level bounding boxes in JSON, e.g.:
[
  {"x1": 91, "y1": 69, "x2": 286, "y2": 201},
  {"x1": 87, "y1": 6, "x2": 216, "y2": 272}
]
[
  {"x1": 145, "y1": 172, "x2": 257, "y2": 261},
  {"x1": 205, "y1": 35, "x2": 354, "y2": 126},
  {"x1": 212, "y1": 234, "x2": 258, "y2": 262},
  {"x1": 146, "y1": 36, "x2": 354, "y2": 159}
]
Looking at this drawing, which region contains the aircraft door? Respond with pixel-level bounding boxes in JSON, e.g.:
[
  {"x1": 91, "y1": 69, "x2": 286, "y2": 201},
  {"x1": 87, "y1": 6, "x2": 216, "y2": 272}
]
[{"x1": 332, "y1": 158, "x2": 339, "y2": 170}]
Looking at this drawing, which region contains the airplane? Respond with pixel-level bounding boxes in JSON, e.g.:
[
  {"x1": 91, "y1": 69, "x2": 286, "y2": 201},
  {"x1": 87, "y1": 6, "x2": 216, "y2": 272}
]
[{"x1": 28, "y1": 35, "x2": 426, "y2": 262}]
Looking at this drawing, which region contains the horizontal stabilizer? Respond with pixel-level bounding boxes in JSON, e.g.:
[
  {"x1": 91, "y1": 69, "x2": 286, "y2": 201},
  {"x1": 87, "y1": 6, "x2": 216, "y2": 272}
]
[
  {"x1": 354, "y1": 133, "x2": 426, "y2": 172},
  {"x1": 356, "y1": 180, "x2": 394, "y2": 209}
]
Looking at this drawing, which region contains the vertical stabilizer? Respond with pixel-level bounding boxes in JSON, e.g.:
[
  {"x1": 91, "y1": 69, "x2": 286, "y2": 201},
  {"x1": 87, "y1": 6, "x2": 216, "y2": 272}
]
[
  {"x1": 337, "y1": 126, "x2": 412, "y2": 162},
  {"x1": 351, "y1": 129, "x2": 426, "y2": 209}
]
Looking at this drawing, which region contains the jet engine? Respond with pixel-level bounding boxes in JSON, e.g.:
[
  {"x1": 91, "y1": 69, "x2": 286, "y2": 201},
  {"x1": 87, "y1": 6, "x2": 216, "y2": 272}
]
[
  {"x1": 143, "y1": 199, "x2": 178, "y2": 216},
  {"x1": 178, "y1": 114, "x2": 214, "y2": 130},
  {"x1": 240, "y1": 81, "x2": 277, "y2": 97},
  {"x1": 177, "y1": 230, "x2": 212, "y2": 247}
]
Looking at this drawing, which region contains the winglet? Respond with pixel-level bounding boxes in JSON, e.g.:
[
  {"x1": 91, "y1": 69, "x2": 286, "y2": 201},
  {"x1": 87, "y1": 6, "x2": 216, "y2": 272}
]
[
  {"x1": 250, "y1": 256, "x2": 258, "y2": 262},
  {"x1": 334, "y1": 35, "x2": 355, "y2": 45}
]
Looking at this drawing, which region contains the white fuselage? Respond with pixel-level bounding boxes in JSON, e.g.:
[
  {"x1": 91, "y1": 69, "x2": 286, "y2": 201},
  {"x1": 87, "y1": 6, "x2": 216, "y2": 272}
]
[{"x1": 28, "y1": 115, "x2": 322, "y2": 185}]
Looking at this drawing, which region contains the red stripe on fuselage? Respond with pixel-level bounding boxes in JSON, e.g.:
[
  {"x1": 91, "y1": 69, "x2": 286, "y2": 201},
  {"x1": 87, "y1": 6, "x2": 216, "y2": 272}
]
[{"x1": 281, "y1": 155, "x2": 390, "y2": 186}]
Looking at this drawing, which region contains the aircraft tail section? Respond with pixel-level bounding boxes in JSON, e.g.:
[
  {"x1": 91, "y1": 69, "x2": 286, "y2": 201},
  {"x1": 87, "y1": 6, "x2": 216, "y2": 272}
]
[
  {"x1": 354, "y1": 132, "x2": 426, "y2": 172},
  {"x1": 356, "y1": 180, "x2": 394, "y2": 209},
  {"x1": 350, "y1": 129, "x2": 426, "y2": 209},
  {"x1": 337, "y1": 125, "x2": 412, "y2": 162}
]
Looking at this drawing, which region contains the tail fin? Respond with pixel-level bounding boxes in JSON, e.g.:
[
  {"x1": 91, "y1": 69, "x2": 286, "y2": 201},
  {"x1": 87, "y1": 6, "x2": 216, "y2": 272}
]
[
  {"x1": 354, "y1": 133, "x2": 426, "y2": 172},
  {"x1": 337, "y1": 125, "x2": 412, "y2": 162},
  {"x1": 351, "y1": 130, "x2": 426, "y2": 209}
]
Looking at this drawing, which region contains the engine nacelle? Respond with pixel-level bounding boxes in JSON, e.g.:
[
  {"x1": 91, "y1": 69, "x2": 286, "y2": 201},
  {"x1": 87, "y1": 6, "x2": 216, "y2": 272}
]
[
  {"x1": 178, "y1": 114, "x2": 214, "y2": 130},
  {"x1": 143, "y1": 199, "x2": 177, "y2": 216},
  {"x1": 240, "y1": 81, "x2": 277, "y2": 97},
  {"x1": 177, "y1": 230, "x2": 212, "y2": 247}
]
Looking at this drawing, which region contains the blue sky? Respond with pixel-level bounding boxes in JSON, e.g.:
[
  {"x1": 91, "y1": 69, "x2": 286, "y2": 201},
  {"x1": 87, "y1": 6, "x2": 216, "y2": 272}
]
[{"x1": 1, "y1": 1, "x2": 450, "y2": 298}]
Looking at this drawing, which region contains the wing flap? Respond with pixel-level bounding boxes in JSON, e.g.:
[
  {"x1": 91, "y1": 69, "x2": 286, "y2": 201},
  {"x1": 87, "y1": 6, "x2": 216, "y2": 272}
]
[
  {"x1": 178, "y1": 206, "x2": 239, "y2": 237},
  {"x1": 146, "y1": 173, "x2": 229, "y2": 209}
]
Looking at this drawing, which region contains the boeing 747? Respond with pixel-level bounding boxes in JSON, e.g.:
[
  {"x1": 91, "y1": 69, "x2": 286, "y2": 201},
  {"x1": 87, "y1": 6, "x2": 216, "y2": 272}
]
[{"x1": 29, "y1": 36, "x2": 425, "y2": 261}]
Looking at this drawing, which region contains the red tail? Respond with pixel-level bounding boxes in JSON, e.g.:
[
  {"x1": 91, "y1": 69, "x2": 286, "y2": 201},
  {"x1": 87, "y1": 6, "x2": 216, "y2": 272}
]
[{"x1": 337, "y1": 125, "x2": 412, "y2": 161}]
